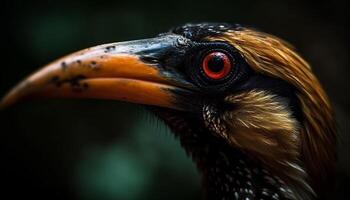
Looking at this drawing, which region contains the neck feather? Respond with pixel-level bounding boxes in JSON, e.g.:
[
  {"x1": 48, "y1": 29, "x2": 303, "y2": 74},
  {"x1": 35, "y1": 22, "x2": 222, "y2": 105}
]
[{"x1": 154, "y1": 109, "x2": 302, "y2": 200}]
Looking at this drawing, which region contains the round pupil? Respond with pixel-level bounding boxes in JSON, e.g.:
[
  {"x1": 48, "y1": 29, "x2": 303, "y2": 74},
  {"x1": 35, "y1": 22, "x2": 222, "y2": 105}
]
[{"x1": 207, "y1": 55, "x2": 224, "y2": 73}]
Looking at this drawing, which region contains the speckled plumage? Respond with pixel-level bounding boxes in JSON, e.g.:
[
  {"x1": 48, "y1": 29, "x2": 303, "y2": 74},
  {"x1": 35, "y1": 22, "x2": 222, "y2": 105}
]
[{"x1": 155, "y1": 109, "x2": 296, "y2": 200}]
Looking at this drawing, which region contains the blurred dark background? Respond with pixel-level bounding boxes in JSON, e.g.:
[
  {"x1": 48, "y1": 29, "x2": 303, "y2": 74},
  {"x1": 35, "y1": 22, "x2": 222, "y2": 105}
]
[{"x1": 0, "y1": 0, "x2": 349, "y2": 199}]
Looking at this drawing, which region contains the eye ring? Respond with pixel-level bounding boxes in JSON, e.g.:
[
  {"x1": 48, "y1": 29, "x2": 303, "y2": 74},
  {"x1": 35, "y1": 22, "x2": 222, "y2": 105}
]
[
  {"x1": 202, "y1": 51, "x2": 232, "y2": 80},
  {"x1": 185, "y1": 42, "x2": 250, "y2": 94}
]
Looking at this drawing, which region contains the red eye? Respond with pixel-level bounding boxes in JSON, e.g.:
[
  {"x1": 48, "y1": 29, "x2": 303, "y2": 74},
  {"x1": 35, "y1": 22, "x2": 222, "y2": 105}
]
[{"x1": 202, "y1": 52, "x2": 232, "y2": 80}]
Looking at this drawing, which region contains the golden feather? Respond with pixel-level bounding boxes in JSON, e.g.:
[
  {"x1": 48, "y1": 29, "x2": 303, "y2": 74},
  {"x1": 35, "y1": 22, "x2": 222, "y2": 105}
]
[{"x1": 208, "y1": 28, "x2": 337, "y2": 198}]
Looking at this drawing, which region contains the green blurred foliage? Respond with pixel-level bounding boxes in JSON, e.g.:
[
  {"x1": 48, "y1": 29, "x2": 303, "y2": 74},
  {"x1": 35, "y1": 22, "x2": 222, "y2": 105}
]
[{"x1": 75, "y1": 113, "x2": 200, "y2": 200}]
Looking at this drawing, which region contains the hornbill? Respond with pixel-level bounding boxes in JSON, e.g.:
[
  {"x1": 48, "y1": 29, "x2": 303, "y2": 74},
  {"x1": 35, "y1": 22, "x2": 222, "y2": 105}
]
[{"x1": 1, "y1": 23, "x2": 336, "y2": 200}]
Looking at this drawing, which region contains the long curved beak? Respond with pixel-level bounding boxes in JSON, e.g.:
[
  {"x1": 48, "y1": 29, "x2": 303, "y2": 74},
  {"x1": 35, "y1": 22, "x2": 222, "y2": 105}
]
[{"x1": 0, "y1": 34, "x2": 196, "y2": 110}]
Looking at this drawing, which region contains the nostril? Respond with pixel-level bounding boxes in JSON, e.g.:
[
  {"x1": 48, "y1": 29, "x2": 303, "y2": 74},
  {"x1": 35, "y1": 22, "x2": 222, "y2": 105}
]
[{"x1": 140, "y1": 56, "x2": 159, "y2": 64}]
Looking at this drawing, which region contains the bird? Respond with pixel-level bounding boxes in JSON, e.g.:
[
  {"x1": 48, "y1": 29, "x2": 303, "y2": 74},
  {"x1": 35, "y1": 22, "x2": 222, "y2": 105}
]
[{"x1": 1, "y1": 23, "x2": 336, "y2": 200}]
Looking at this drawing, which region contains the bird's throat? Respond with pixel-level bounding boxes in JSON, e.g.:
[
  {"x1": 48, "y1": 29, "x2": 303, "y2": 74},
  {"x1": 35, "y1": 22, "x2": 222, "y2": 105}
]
[{"x1": 153, "y1": 108, "x2": 296, "y2": 200}]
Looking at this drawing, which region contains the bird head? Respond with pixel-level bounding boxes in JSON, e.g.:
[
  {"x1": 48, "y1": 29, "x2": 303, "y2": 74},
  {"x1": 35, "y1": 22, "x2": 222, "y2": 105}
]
[{"x1": 1, "y1": 23, "x2": 336, "y2": 199}]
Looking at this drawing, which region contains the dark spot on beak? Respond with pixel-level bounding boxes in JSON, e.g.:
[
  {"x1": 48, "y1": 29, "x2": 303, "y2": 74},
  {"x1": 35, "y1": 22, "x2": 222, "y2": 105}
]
[
  {"x1": 83, "y1": 83, "x2": 89, "y2": 89},
  {"x1": 48, "y1": 75, "x2": 87, "y2": 92},
  {"x1": 61, "y1": 62, "x2": 68, "y2": 71},
  {"x1": 90, "y1": 61, "x2": 99, "y2": 71},
  {"x1": 104, "y1": 45, "x2": 116, "y2": 53},
  {"x1": 76, "y1": 60, "x2": 82, "y2": 65},
  {"x1": 49, "y1": 76, "x2": 62, "y2": 87},
  {"x1": 69, "y1": 75, "x2": 87, "y2": 92}
]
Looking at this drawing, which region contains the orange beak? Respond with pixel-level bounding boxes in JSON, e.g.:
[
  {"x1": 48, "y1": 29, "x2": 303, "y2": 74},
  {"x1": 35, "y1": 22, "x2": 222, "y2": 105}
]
[{"x1": 0, "y1": 35, "x2": 197, "y2": 110}]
